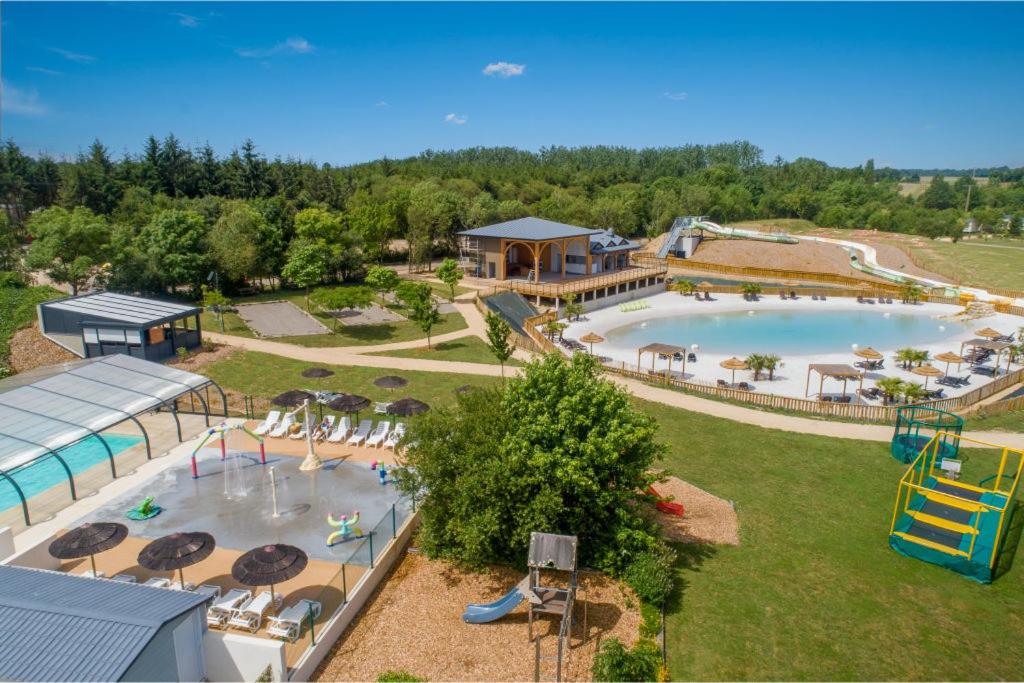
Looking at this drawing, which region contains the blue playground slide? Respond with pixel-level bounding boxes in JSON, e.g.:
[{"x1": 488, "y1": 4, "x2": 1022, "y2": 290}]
[{"x1": 462, "y1": 587, "x2": 525, "y2": 623}]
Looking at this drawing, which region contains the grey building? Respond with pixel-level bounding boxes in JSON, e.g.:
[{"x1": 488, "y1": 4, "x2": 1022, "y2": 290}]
[
  {"x1": 0, "y1": 565, "x2": 210, "y2": 681},
  {"x1": 38, "y1": 292, "x2": 203, "y2": 362}
]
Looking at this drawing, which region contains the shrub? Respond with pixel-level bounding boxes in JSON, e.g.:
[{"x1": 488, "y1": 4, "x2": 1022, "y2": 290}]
[
  {"x1": 591, "y1": 638, "x2": 661, "y2": 682},
  {"x1": 176, "y1": 346, "x2": 188, "y2": 361},
  {"x1": 623, "y1": 546, "x2": 676, "y2": 606},
  {"x1": 377, "y1": 671, "x2": 425, "y2": 682},
  {"x1": 0, "y1": 271, "x2": 26, "y2": 288}
]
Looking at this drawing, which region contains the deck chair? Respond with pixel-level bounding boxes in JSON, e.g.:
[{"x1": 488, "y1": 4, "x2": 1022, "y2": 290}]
[
  {"x1": 314, "y1": 415, "x2": 335, "y2": 441},
  {"x1": 194, "y1": 584, "x2": 221, "y2": 601},
  {"x1": 347, "y1": 419, "x2": 373, "y2": 446},
  {"x1": 228, "y1": 590, "x2": 275, "y2": 632},
  {"x1": 143, "y1": 577, "x2": 171, "y2": 588},
  {"x1": 207, "y1": 588, "x2": 251, "y2": 628},
  {"x1": 327, "y1": 416, "x2": 351, "y2": 443},
  {"x1": 253, "y1": 410, "x2": 281, "y2": 436},
  {"x1": 374, "y1": 402, "x2": 391, "y2": 414},
  {"x1": 110, "y1": 574, "x2": 137, "y2": 583},
  {"x1": 170, "y1": 580, "x2": 197, "y2": 591},
  {"x1": 365, "y1": 422, "x2": 390, "y2": 448},
  {"x1": 385, "y1": 423, "x2": 406, "y2": 450},
  {"x1": 288, "y1": 420, "x2": 309, "y2": 440},
  {"x1": 267, "y1": 599, "x2": 322, "y2": 642},
  {"x1": 268, "y1": 414, "x2": 296, "y2": 438}
]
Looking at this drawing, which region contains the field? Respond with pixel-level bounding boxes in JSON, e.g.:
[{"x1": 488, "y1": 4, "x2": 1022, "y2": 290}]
[
  {"x1": 0, "y1": 284, "x2": 63, "y2": 372},
  {"x1": 367, "y1": 335, "x2": 521, "y2": 366}
]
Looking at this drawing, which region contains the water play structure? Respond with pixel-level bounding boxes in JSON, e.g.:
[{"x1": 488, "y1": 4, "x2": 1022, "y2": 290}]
[
  {"x1": 891, "y1": 405, "x2": 964, "y2": 464},
  {"x1": 889, "y1": 433, "x2": 1024, "y2": 583},
  {"x1": 190, "y1": 421, "x2": 266, "y2": 479},
  {"x1": 326, "y1": 511, "x2": 362, "y2": 546}
]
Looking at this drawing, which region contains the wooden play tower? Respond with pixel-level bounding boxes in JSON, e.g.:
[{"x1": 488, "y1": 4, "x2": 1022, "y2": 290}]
[{"x1": 526, "y1": 532, "x2": 578, "y2": 682}]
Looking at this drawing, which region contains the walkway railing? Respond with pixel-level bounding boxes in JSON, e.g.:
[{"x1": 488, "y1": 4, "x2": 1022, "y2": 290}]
[{"x1": 489, "y1": 265, "x2": 667, "y2": 299}]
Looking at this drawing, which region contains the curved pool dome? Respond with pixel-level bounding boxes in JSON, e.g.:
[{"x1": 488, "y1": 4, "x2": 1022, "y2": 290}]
[{"x1": 891, "y1": 405, "x2": 964, "y2": 464}]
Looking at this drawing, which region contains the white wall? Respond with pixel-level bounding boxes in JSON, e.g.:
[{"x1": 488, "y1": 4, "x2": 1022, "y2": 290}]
[
  {"x1": 0, "y1": 527, "x2": 15, "y2": 562},
  {"x1": 204, "y1": 631, "x2": 286, "y2": 683},
  {"x1": 0, "y1": 528, "x2": 60, "y2": 570}
]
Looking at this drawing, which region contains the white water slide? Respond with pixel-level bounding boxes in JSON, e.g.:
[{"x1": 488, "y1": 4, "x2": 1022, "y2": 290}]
[{"x1": 694, "y1": 220, "x2": 1022, "y2": 306}]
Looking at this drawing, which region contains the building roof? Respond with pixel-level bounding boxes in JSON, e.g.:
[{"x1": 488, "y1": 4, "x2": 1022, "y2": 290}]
[
  {"x1": 0, "y1": 565, "x2": 209, "y2": 682},
  {"x1": 808, "y1": 363, "x2": 864, "y2": 378},
  {"x1": 589, "y1": 230, "x2": 640, "y2": 254},
  {"x1": 0, "y1": 354, "x2": 214, "y2": 474},
  {"x1": 460, "y1": 217, "x2": 602, "y2": 241},
  {"x1": 638, "y1": 343, "x2": 686, "y2": 356},
  {"x1": 41, "y1": 292, "x2": 200, "y2": 327}
]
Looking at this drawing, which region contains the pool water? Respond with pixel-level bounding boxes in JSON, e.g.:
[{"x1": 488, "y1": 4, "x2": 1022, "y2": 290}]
[
  {"x1": 603, "y1": 309, "x2": 969, "y2": 356},
  {"x1": 0, "y1": 434, "x2": 143, "y2": 512}
]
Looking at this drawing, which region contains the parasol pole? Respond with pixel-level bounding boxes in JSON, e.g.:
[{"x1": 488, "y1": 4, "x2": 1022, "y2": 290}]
[
  {"x1": 90, "y1": 553, "x2": 97, "y2": 578},
  {"x1": 299, "y1": 399, "x2": 322, "y2": 472}
]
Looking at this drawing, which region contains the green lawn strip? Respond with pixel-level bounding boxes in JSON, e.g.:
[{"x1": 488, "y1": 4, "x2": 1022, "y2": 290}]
[
  {"x1": 907, "y1": 239, "x2": 1024, "y2": 291},
  {"x1": 964, "y1": 408, "x2": 1024, "y2": 434},
  {"x1": 202, "y1": 350, "x2": 500, "y2": 413},
  {"x1": 366, "y1": 335, "x2": 522, "y2": 367},
  {"x1": 0, "y1": 285, "x2": 64, "y2": 371},
  {"x1": 638, "y1": 397, "x2": 1024, "y2": 680}
]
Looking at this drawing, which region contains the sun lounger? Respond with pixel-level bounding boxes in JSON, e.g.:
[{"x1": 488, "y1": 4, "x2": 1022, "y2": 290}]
[
  {"x1": 347, "y1": 419, "x2": 373, "y2": 446},
  {"x1": 253, "y1": 410, "x2": 282, "y2": 436},
  {"x1": 789, "y1": 291, "x2": 797, "y2": 299},
  {"x1": 143, "y1": 577, "x2": 171, "y2": 588},
  {"x1": 170, "y1": 580, "x2": 197, "y2": 591},
  {"x1": 779, "y1": 291, "x2": 788, "y2": 300},
  {"x1": 79, "y1": 569, "x2": 105, "y2": 578},
  {"x1": 228, "y1": 590, "x2": 275, "y2": 632},
  {"x1": 374, "y1": 402, "x2": 391, "y2": 415},
  {"x1": 313, "y1": 415, "x2": 335, "y2": 441},
  {"x1": 207, "y1": 588, "x2": 252, "y2": 628},
  {"x1": 267, "y1": 599, "x2": 323, "y2": 642},
  {"x1": 288, "y1": 423, "x2": 308, "y2": 440},
  {"x1": 384, "y1": 423, "x2": 406, "y2": 449},
  {"x1": 717, "y1": 379, "x2": 729, "y2": 388},
  {"x1": 366, "y1": 421, "x2": 391, "y2": 448},
  {"x1": 820, "y1": 295, "x2": 826, "y2": 301},
  {"x1": 194, "y1": 584, "x2": 221, "y2": 601},
  {"x1": 687, "y1": 353, "x2": 697, "y2": 363},
  {"x1": 268, "y1": 414, "x2": 296, "y2": 438},
  {"x1": 820, "y1": 395, "x2": 833, "y2": 402},
  {"x1": 110, "y1": 574, "x2": 137, "y2": 583},
  {"x1": 857, "y1": 296, "x2": 864, "y2": 303},
  {"x1": 327, "y1": 416, "x2": 352, "y2": 442},
  {"x1": 811, "y1": 294, "x2": 819, "y2": 301},
  {"x1": 737, "y1": 382, "x2": 753, "y2": 391}
]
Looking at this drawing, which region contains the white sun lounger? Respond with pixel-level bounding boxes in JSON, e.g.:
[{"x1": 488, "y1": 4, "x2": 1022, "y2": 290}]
[
  {"x1": 268, "y1": 414, "x2": 296, "y2": 438},
  {"x1": 267, "y1": 599, "x2": 322, "y2": 642},
  {"x1": 374, "y1": 402, "x2": 391, "y2": 414},
  {"x1": 365, "y1": 422, "x2": 390, "y2": 448},
  {"x1": 314, "y1": 415, "x2": 336, "y2": 441},
  {"x1": 346, "y1": 419, "x2": 373, "y2": 446},
  {"x1": 170, "y1": 580, "x2": 197, "y2": 591},
  {"x1": 110, "y1": 573, "x2": 137, "y2": 583},
  {"x1": 207, "y1": 588, "x2": 252, "y2": 628},
  {"x1": 253, "y1": 410, "x2": 282, "y2": 436},
  {"x1": 289, "y1": 423, "x2": 309, "y2": 440},
  {"x1": 194, "y1": 584, "x2": 221, "y2": 601},
  {"x1": 228, "y1": 590, "x2": 275, "y2": 632},
  {"x1": 327, "y1": 416, "x2": 351, "y2": 443},
  {"x1": 143, "y1": 577, "x2": 171, "y2": 588},
  {"x1": 384, "y1": 423, "x2": 406, "y2": 450}
]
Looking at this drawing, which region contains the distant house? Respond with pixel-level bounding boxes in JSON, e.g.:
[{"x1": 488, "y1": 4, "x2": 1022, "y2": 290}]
[
  {"x1": 38, "y1": 292, "x2": 203, "y2": 361},
  {"x1": 0, "y1": 565, "x2": 210, "y2": 681},
  {"x1": 962, "y1": 218, "x2": 982, "y2": 235}
]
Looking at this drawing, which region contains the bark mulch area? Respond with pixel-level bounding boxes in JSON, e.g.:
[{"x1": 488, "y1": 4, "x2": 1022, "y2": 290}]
[
  {"x1": 313, "y1": 551, "x2": 642, "y2": 682},
  {"x1": 649, "y1": 476, "x2": 740, "y2": 546},
  {"x1": 9, "y1": 323, "x2": 77, "y2": 372},
  {"x1": 168, "y1": 345, "x2": 258, "y2": 416}
]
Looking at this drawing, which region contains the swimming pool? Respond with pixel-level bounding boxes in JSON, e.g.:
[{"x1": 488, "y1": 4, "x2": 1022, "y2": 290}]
[
  {"x1": 603, "y1": 309, "x2": 969, "y2": 356},
  {"x1": 0, "y1": 434, "x2": 143, "y2": 512}
]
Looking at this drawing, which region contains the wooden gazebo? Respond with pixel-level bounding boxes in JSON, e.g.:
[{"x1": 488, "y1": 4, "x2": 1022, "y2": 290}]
[
  {"x1": 805, "y1": 363, "x2": 864, "y2": 399},
  {"x1": 637, "y1": 343, "x2": 687, "y2": 379},
  {"x1": 959, "y1": 338, "x2": 1014, "y2": 375}
]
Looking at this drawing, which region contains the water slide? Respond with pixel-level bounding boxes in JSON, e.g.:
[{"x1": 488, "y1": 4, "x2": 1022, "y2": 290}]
[
  {"x1": 462, "y1": 584, "x2": 526, "y2": 624},
  {"x1": 691, "y1": 221, "x2": 1022, "y2": 306}
]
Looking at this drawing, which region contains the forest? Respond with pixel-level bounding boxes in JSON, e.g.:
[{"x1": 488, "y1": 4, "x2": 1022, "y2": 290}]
[{"x1": 1, "y1": 135, "x2": 1022, "y2": 297}]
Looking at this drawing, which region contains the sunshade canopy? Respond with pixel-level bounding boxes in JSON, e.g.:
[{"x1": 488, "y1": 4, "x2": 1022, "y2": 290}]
[
  {"x1": 579, "y1": 332, "x2": 605, "y2": 344},
  {"x1": 373, "y1": 376, "x2": 409, "y2": 389},
  {"x1": 386, "y1": 398, "x2": 431, "y2": 417},
  {"x1": 911, "y1": 364, "x2": 944, "y2": 378},
  {"x1": 719, "y1": 357, "x2": 749, "y2": 370},
  {"x1": 49, "y1": 522, "x2": 128, "y2": 559},
  {"x1": 300, "y1": 368, "x2": 334, "y2": 379},
  {"x1": 854, "y1": 347, "x2": 883, "y2": 359},
  {"x1": 328, "y1": 394, "x2": 371, "y2": 413},
  {"x1": 137, "y1": 531, "x2": 215, "y2": 571},
  {"x1": 232, "y1": 544, "x2": 308, "y2": 587},
  {"x1": 271, "y1": 390, "x2": 314, "y2": 407},
  {"x1": 640, "y1": 343, "x2": 685, "y2": 356},
  {"x1": 807, "y1": 363, "x2": 862, "y2": 379}
]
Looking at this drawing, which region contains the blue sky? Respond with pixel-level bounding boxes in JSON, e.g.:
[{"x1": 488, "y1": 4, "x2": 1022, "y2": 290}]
[{"x1": 2, "y1": 2, "x2": 1023, "y2": 168}]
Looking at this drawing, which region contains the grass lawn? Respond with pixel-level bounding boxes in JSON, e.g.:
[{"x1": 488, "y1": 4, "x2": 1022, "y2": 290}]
[
  {"x1": 0, "y1": 284, "x2": 64, "y2": 371},
  {"x1": 965, "y1": 407, "x2": 1024, "y2": 433},
  {"x1": 202, "y1": 350, "x2": 500, "y2": 412},
  {"x1": 641, "y1": 397, "x2": 1024, "y2": 680},
  {"x1": 202, "y1": 287, "x2": 468, "y2": 347},
  {"x1": 368, "y1": 335, "x2": 522, "y2": 367},
  {"x1": 904, "y1": 238, "x2": 1024, "y2": 292}
]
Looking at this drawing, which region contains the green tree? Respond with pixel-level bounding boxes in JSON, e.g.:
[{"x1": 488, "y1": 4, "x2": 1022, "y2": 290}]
[
  {"x1": 347, "y1": 202, "x2": 395, "y2": 262},
  {"x1": 902, "y1": 381, "x2": 927, "y2": 404},
  {"x1": 435, "y1": 258, "x2": 464, "y2": 302},
  {"x1": 309, "y1": 285, "x2": 374, "y2": 331},
  {"x1": 210, "y1": 202, "x2": 265, "y2": 283},
  {"x1": 0, "y1": 212, "x2": 22, "y2": 272},
  {"x1": 670, "y1": 279, "x2": 697, "y2": 296},
  {"x1": 919, "y1": 176, "x2": 956, "y2": 210},
  {"x1": 25, "y1": 206, "x2": 111, "y2": 294},
  {"x1": 740, "y1": 282, "x2": 763, "y2": 300},
  {"x1": 396, "y1": 353, "x2": 665, "y2": 575},
  {"x1": 201, "y1": 285, "x2": 231, "y2": 333},
  {"x1": 484, "y1": 311, "x2": 514, "y2": 378},
  {"x1": 395, "y1": 280, "x2": 432, "y2": 309},
  {"x1": 281, "y1": 241, "x2": 329, "y2": 308},
  {"x1": 138, "y1": 209, "x2": 209, "y2": 294},
  {"x1": 762, "y1": 353, "x2": 783, "y2": 381},
  {"x1": 561, "y1": 293, "x2": 584, "y2": 322},
  {"x1": 408, "y1": 295, "x2": 442, "y2": 348},
  {"x1": 745, "y1": 353, "x2": 766, "y2": 381},
  {"x1": 900, "y1": 283, "x2": 924, "y2": 304},
  {"x1": 365, "y1": 265, "x2": 400, "y2": 303},
  {"x1": 875, "y1": 377, "x2": 905, "y2": 405}
]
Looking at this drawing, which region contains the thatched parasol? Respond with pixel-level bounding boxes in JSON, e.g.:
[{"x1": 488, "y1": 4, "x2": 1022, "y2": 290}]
[
  {"x1": 934, "y1": 351, "x2": 967, "y2": 376},
  {"x1": 301, "y1": 368, "x2": 334, "y2": 379},
  {"x1": 48, "y1": 522, "x2": 128, "y2": 577},
  {"x1": 975, "y1": 327, "x2": 1003, "y2": 339},
  {"x1": 327, "y1": 394, "x2": 370, "y2": 414},
  {"x1": 719, "y1": 357, "x2": 749, "y2": 386},
  {"x1": 579, "y1": 332, "x2": 605, "y2": 355},
  {"x1": 854, "y1": 347, "x2": 883, "y2": 360},
  {"x1": 373, "y1": 375, "x2": 409, "y2": 390},
  {"x1": 138, "y1": 531, "x2": 215, "y2": 588},
  {"x1": 272, "y1": 389, "x2": 315, "y2": 408},
  {"x1": 386, "y1": 397, "x2": 430, "y2": 417},
  {"x1": 231, "y1": 544, "x2": 308, "y2": 602},
  {"x1": 911, "y1": 364, "x2": 944, "y2": 389}
]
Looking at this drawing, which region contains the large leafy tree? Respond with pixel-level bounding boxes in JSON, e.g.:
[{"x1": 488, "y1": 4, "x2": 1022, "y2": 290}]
[
  {"x1": 408, "y1": 295, "x2": 442, "y2": 348},
  {"x1": 25, "y1": 206, "x2": 111, "y2": 294},
  {"x1": 138, "y1": 209, "x2": 209, "y2": 294},
  {"x1": 309, "y1": 285, "x2": 374, "y2": 330},
  {"x1": 281, "y1": 240, "x2": 329, "y2": 308},
  {"x1": 484, "y1": 311, "x2": 514, "y2": 378},
  {"x1": 365, "y1": 265, "x2": 400, "y2": 302},
  {"x1": 210, "y1": 202, "x2": 265, "y2": 283},
  {"x1": 397, "y1": 353, "x2": 664, "y2": 574},
  {"x1": 435, "y1": 257, "x2": 463, "y2": 301}
]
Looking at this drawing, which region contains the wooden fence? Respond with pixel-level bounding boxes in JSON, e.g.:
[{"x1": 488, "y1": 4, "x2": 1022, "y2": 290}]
[
  {"x1": 486, "y1": 265, "x2": 667, "y2": 299},
  {"x1": 969, "y1": 394, "x2": 1024, "y2": 418}
]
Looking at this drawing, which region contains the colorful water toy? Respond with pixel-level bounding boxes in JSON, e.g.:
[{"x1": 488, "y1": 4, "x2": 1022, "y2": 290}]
[
  {"x1": 378, "y1": 464, "x2": 388, "y2": 485},
  {"x1": 646, "y1": 486, "x2": 684, "y2": 516},
  {"x1": 190, "y1": 421, "x2": 266, "y2": 479},
  {"x1": 326, "y1": 511, "x2": 362, "y2": 546},
  {"x1": 370, "y1": 460, "x2": 378, "y2": 471},
  {"x1": 126, "y1": 495, "x2": 162, "y2": 521}
]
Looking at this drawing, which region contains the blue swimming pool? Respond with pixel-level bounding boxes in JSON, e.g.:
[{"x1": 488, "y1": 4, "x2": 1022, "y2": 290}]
[
  {"x1": 0, "y1": 434, "x2": 144, "y2": 512},
  {"x1": 604, "y1": 309, "x2": 969, "y2": 356}
]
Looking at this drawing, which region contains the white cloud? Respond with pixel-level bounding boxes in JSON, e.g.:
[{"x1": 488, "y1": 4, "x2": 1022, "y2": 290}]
[
  {"x1": 27, "y1": 66, "x2": 63, "y2": 76},
  {"x1": 1, "y1": 80, "x2": 48, "y2": 116},
  {"x1": 662, "y1": 91, "x2": 688, "y2": 101},
  {"x1": 482, "y1": 61, "x2": 526, "y2": 78},
  {"x1": 237, "y1": 36, "x2": 315, "y2": 58},
  {"x1": 172, "y1": 12, "x2": 200, "y2": 28},
  {"x1": 444, "y1": 113, "x2": 468, "y2": 125},
  {"x1": 48, "y1": 47, "x2": 96, "y2": 64},
  {"x1": 375, "y1": 101, "x2": 391, "y2": 108}
]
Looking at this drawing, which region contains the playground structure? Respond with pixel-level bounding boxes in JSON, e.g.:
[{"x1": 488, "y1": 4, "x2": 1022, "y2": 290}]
[
  {"x1": 889, "y1": 432, "x2": 1024, "y2": 583},
  {"x1": 326, "y1": 511, "x2": 362, "y2": 546},
  {"x1": 891, "y1": 405, "x2": 964, "y2": 464},
  {"x1": 190, "y1": 421, "x2": 266, "y2": 479},
  {"x1": 463, "y1": 532, "x2": 579, "y2": 682},
  {"x1": 647, "y1": 486, "x2": 685, "y2": 516}
]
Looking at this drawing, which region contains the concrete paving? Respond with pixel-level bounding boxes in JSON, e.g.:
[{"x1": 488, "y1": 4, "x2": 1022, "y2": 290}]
[{"x1": 237, "y1": 301, "x2": 331, "y2": 337}]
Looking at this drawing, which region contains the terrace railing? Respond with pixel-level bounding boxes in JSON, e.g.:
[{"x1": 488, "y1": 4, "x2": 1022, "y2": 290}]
[{"x1": 489, "y1": 265, "x2": 667, "y2": 300}]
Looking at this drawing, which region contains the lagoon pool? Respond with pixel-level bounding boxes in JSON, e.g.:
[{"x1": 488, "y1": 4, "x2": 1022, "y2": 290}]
[
  {"x1": 0, "y1": 434, "x2": 143, "y2": 512},
  {"x1": 603, "y1": 309, "x2": 969, "y2": 356}
]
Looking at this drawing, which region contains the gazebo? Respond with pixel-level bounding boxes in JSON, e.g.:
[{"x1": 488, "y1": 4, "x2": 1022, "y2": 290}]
[
  {"x1": 805, "y1": 363, "x2": 864, "y2": 399},
  {"x1": 636, "y1": 343, "x2": 687, "y2": 379},
  {"x1": 959, "y1": 338, "x2": 1014, "y2": 375}
]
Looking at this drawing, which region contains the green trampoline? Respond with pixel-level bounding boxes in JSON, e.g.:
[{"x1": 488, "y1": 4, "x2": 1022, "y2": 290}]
[{"x1": 891, "y1": 405, "x2": 964, "y2": 464}]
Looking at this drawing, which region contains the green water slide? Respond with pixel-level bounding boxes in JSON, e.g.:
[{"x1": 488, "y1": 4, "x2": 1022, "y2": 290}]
[{"x1": 694, "y1": 220, "x2": 800, "y2": 244}]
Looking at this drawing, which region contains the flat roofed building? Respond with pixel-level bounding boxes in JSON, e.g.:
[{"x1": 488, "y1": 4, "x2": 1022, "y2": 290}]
[{"x1": 38, "y1": 292, "x2": 202, "y2": 362}]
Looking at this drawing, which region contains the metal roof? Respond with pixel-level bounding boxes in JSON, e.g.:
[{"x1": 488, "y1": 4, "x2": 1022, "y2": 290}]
[
  {"x1": 460, "y1": 217, "x2": 602, "y2": 241},
  {"x1": 41, "y1": 292, "x2": 200, "y2": 327},
  {"x1": 0, "y1": 354, "x2": 211, "y2": 474},
  {"x1": 589, "y1": 230, "x2": 639, "y2": 254},
  {"x1": 0, "y1": 565, "x2": 209, "y2": 682}
]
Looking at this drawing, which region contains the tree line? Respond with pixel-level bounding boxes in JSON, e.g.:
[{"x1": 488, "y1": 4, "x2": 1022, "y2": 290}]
[{"x1": 1, "y1": 136, "x2": 1022, "y2": 298}]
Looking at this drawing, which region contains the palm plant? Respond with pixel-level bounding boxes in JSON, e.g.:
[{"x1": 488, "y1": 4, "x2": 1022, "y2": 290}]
[
  {"x1": 875, "y1": 377, "x2": 905, "y2": 405},
  {"x1": 910, "y1": 349, "x2": 930, "y2": 367},
  {"x1": 745, "y1": 353, "x2": 766, "y2": 381},
  {"x1": 902, "y1": 381, "x2": 927, "y2": 404},
  {"x1": 900, "y1": 283, "x2": 924, "y2": 304},
  {"x1": 762, "y1": 354, "x2": 783, "y2": 380},
  {"x1": 670, "y1": 280, "x2": 697, "y2": 296},
  {"x1": 561, "y1": 293, "x2": 584, "y2": 322},
  {"x1": 895, "y1": 348, "x2": 917, "y2": 370},
  {"x1": 740, "y1": 283, "x2": 763, "y2": 301}
]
